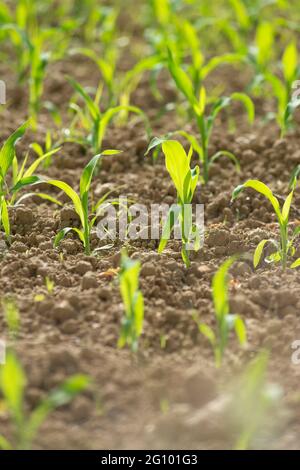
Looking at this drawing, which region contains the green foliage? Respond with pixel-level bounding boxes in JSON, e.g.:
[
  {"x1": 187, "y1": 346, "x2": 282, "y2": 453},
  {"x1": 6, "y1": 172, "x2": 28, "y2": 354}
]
[
  {"x1": 194, "y1": 257, "x2": 247, "y2": 367},
  {"x1": 264, "y1": 41, "x2": 300, "y2": 136},
  {"x1": 166, "y1": 51, "x2": 254, "y2": 183},
  {"x1": 0, "y1": 2, "x2": 72, "y2": 128},
  {"x1": 231, "y1": 351, "x2": 282, "y2": 450},
  {"x1": 2, "y1": 298, "x2": 20, "y2": 340},
  {"x1": 65, "y1": 78, "x2": 150, "y2": 154},
  {"x1": 13, "y1": 151, "x2": 120, "y2": 255},
  {"x1": 146, "y1": 139, "x2": 200, "y2": 267},
  {"x1": 0, "y1": 122, "x2": 62, "y2": 241},
  {"x1": 118, "y1": 252, "x2": 144, "y2": 352},
  {"x1": 0, "y1": 350, "x2": 89, "y2": 450},
  {"x1": 232, "y1": 179, "x2": 300, "y2": 270}
]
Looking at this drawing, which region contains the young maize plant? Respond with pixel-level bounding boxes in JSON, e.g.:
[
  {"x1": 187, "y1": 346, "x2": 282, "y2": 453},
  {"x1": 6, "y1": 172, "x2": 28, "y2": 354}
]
[
  {"x1": 65, "y1": 78, "x2": 150, "y2": 155},
  {"x1": 146, "y1": 139, "x2": 200, "y2": 267},
  {"x1": 70, "y1": 47, "x2": 159, "y2": 108},
  {"x1": 0, "y1": 122, "x2": 61, "y2": 240},
  {"x1": 13, "y1": 151, "x2": 120, "y2": 255},
  {"x1": 222, "y1": 19, "x2": 275, "y2": 93},
  {"x1": 2, "y1": 298, "x2": 20, "y2": 340},
  {"x1": 194, "y1": 257, "x2": 247, "y2": 368},
  {"x1": 0, "y1": 1, "x2": 71, "y2": 128},
  {"x1": 118, "y1": 252, "x2": 144, "y2": 353},
  {"x1": 80, "y1": 2, "x2": 118, "y2": 46},
  {"x1": 148, "y1": 1, "x2": 243, "y2": 96},
  {"x1": 264, "y1": 41, "x2": 300, "y2": 136},
  {"x1": 167, "y1": 51, "x2": 255, "y2": 184},
  {"x1": 30, "y1": 130, "x2": 60, "y2": 169},
  {"x1": 231, "y1": 351, "x2": 282, "y2": 451},
  {"x1": 0, "y1": 350, "x2": 89, "y2": 450},
  {"x1": 232, "y1": 180, "x2": 300, "y2": 270}
]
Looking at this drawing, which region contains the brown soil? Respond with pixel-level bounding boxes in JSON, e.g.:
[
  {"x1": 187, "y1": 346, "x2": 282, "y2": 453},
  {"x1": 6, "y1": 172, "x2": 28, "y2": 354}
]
[{"x1": 1, "y1": 49, "x2": 300, "y2": 450}]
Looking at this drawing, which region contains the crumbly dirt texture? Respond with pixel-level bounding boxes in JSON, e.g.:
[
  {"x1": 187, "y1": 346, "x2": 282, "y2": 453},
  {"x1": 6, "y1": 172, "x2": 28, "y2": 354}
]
[{"x1": 1, "y1": 35, "x2": 300, "y2": 450}]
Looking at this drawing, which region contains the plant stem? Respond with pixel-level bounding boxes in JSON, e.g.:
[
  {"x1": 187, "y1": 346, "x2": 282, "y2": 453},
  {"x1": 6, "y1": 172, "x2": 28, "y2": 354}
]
[
  {"x1": 196, "y1": 114, "x2": 209, "y2": 184},
  {"x1": 280, "y1": 224, "x2": 288, "y2": 270},
  {"x1": 84, "y1": 229, "x2": 91, "y2": 256}
]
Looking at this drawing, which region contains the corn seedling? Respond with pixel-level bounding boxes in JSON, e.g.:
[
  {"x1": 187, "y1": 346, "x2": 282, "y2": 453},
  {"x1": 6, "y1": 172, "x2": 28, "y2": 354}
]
[
  {"x1": 0, "y1": 122, "x2": 61, "y2": 241},
  {"x1": 0, "y1": 2, "x2": 71, "y2": 127},
  {"x1": 232, "y1": 179, "x2": 300, "y2": 270},
  {"x1": 166, "y1": 51, "x2": 254, "y2": 183},
  {"x1": 2, "y1": 298, "x2": 20, "y2": 340},
  {"x1": 65, "y1": 78, "x2": 150, "y2": 155},
  {"x1": 0, "y1": 350, "x2": 89, "y2": 450},
  {"x1": 146, "y1": 139, "x2": 200, "y2": 267},
  {"x1": 264, "y1": 41, "x2": 300, "y2": 136},
  {"x1": 30, "y1": 131, "x2": 60, "y2": 169},
  {"x1": 0, "y1": 122, "x2": 32, "y2": 239},
  {"x1": 118, "y1": 252, "x2": 144, "y2": 353},
  {"x1": 71, "y1": 47, "x2": 159, "y2": 108},
  {"x1": 230, "y1": 350, "x2": 282, "y2": 450},
  {"x1": 194, "y1": 257, "x2": 247, "y2": 367},
  {"x1": 13, "y1": 151, "x2": 120, "y2": 255}
]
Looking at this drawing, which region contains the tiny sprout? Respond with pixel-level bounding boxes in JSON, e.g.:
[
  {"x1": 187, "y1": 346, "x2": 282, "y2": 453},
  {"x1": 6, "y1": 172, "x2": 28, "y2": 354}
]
[
  {"x1": 232, "y1": 179, "x2": 300, "y2": 270},
  {"x1": 2, "y1": 298, "x2": 20, "y2": 340},
  {"x1": 118, "y1": 252, "x2": 144, "y2": 353},
  {"x1": 0, "y1": 351, "x2": 90, "y2": 450},
  {"x1": 166, "y1": 50, "x2": 254, "y2": 184},
  {"x1": 13, "y1": 150, "x2": 121, "y2": 256},
  {"x1": 194, "y1": 257, "x2": 247, "y2": 367},
  {"x1": 45, "y1": 277, "x2": 54, "y2": 294}
]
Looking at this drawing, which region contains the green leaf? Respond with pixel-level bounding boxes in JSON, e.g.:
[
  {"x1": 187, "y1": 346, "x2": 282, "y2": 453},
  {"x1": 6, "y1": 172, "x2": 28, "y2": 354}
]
[
  {"x1": 229, "y1": 0, "x2": 250, "y2": 29},
  {"x1": 80, "y1": 154, "x2": 103, "y2": 198},
  {"x1": 198, "y1": 86, "x2": 206, "y2": 116},
  {"x1": 201, "y1": 53, "x2": 244, "y2": 80},
  {"x1": 145, "y1": 135, "x2": 172, "y2": 156},
  {"x1": 255, "y1": 22, "x2": 274, "y2": 67},
  {"x1": 0, "y1": 351, "x2": 26, "y2": 425},
  {"x1": 282, "y1": 41, "x2": 298, "y2": 85},
  {"x1": 289, "y1": 165, "x2": 300, "y2": 190},
  {"x1": 199, "y1": 323, "x2": 216, "y2": 345},
  {"x1": 210, "y1": 150, "x2": 240, "y2": 172},
  {"x1": 15, "y1": 192, "x2": 63, "y2": 207},
  {"x1": 161, "y1": 140, "x2": 190, "y2": 202},
  {"x1": 134, "y1": 291, "x2": 144, "y2": 336},
  {"x1": 175, "y1": 131, "x2": 203, "y2": 161},
  {"x1": 0, "y1": 435, "x2": 13, "y2": 450},
  {"x1": 212, "y1": 257, "x2": 236, "y2": 319},
  {"x1": 234, "y1": 315, "x2": 247, "y2": 345},
  {"x1": 47, "y1": 374, "x2": 90, "y2": 408},
  {"x1": 0, "y1": 121, "x2": 29, "y2": 179},
  {"x1": 230, "y1": 92, "x2": 255, "y2": 123},
  {"x1": 282, "y1": 190, "x2": 294, "y2": 222},
  {"x1": 54, "y1": 227, "x2": 84, "y2": 248},
  {"x1": 158, "y1": 204, "x2": 181, "y2": 253},
  {"x1": 0, "y1": 197, "x2": 10, "y2": 239},
  {"x1": 253, "y1": 239, "x2": 269, "y2": 268},
  {"x1": 68, "y1": 77, "x2": 100, "y2": 121},
  {"x1": 99, "y1": 105, "x2": 150, "y2": 149},
  {"x1": 290, "y1": 258, "x2": 300, "y2": 269},
  {"x1": 232, "y1": 180, "x2": 282, "y2": 223},
  {"x1": 11, "y1": 175, "x2": 42, "y2": 194},
  {"x1": 167, "y1": 49, "x2": 199, "y2": 112},
  {"x1": 24, "y1": 147, "x2": 61, "y2": 177},
  {"x1": 46, "y1": 180, "x2": 84, "y2": 227}
]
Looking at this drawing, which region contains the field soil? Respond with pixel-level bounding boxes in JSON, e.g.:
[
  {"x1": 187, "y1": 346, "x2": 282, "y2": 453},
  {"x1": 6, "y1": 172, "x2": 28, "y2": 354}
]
[{"x1": 1, "y1": 54, "x2": 300, "y2": 449}]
